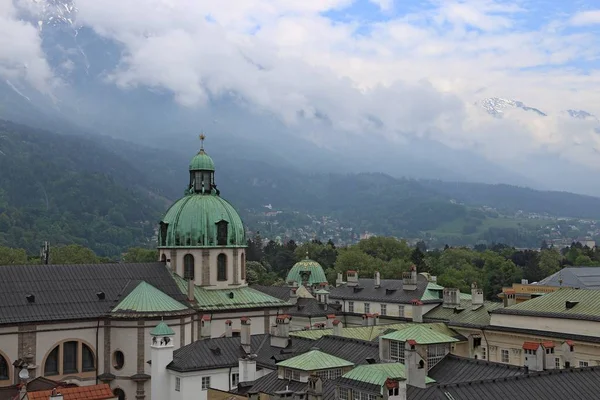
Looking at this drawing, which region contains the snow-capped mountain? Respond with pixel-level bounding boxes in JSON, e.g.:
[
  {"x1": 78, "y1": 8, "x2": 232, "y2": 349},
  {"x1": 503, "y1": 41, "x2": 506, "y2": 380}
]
[
  {"x1": 567, "y1": 109, "x2": 598, "y2": 121},
  {"x1": 479, "y1": 97, "x2": 547, "y2": 117}
]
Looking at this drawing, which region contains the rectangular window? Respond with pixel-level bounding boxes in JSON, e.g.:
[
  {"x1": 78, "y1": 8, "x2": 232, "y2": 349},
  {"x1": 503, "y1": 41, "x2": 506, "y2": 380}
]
[
  {"x1": 501, "y1": 349, "x2": 510, "y2": 363},
  {"x1": 555, "y1": 358, "x2": 560, "y2": 369},
  {"x1": 348, "y1": 302, "x2": 354, "y2": 313},
  {"x1": 580, "y1": 361, "x2": 589, "y2": 367},
  {"x1": 285, "y1": 369, "x2": 301, "y2": 381},
  {"x1": 398, "y1": 305, "x2": 405, "y2": 317},
  {"x1": 316, "y1": 368, "x2": 342, "y2": 380},
  {"x1": 175, "y1": 377, "x2": 181, "y2": 392},
  {"x1": 427, "y1": 344, "x2": 448, "y2": 369},
  {"x1": 63, "y1": 341, "x2": 78, "y2": 374},
  {"x1": 231, "y1": 373, "x2": 239, "y2": 388},
  {"x1": 364, "y1": 303, "x2": 370, "y2": 314},
  {"x1": 202, "y1": 376, "x2": 211, "y2": 390},
  {"x1": 338, "y1": 388, "x2": 349, "y2": 400},
  {"x1": 482, "y1": 347, "x2": 487, "y2": 360},
  {"x1": 380, "y1": 304, "x2": 387, "y2": 316},
  {"x1": 389, "y1": 340, "x2": 405, "y2": 363}
]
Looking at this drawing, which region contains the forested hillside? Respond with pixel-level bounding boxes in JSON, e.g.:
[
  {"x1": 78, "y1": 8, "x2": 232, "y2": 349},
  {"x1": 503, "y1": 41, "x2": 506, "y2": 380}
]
[{"x1": 3, "y1": 119, "x2": 600, "y2": 256}]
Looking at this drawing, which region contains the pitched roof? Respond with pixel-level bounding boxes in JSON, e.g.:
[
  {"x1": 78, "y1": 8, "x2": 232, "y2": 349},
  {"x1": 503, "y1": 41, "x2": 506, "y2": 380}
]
[
  {"x1": 341, "y1": 363, "x2": 435, "y2": 387},
  {"x1": 252, "y1": 285, "x2": 291, "y2": 301},
  {"x1": 380, "y1": 325, "x2": 459, "y2": 344},
  {"x1": 277, "y1": 350, "x2": 354, "y2": 370},
  {"x1": 0, "y1": 263, "x2": 189, "y2": 325},
  {"x1": 408, "y1": 366, "x2": 600, "y2": 400},
  {"x1": 426, "y1": 355, "x2": 527, "y2": 384},
  {"x1": 28, "y1": 384, "x2": 115, "y2": 400},
  {"x1": 174, "y1": 275, "x2": 288, "y2": 311},
  {"x1": 492, "y1": 288, "x2": 600, "y2": 321},
  {"x1": 285, "y1": 298, "x2": 342, "y2": 317},
  {"x1": 289, "y1": 323, "x2": 462, "y2": 342},
  {"x1": 112, "y1": 281, "x2": 189, "y2": 314},
  {"x1": 424, "y1": 299, "x2": 503, "y2": 328},
  {"x1": 151, "y1": 321, "x2": 175, "y2": 336},
  {"x1": 329, "y1": 276, "x2": 436, "y2": 304},
  {"x1": 537, "y1": 266, "x2": 600, "y2": 289}
]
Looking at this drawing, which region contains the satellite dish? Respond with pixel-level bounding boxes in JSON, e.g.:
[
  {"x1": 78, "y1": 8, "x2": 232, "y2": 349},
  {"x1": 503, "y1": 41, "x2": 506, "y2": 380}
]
[{"x1": 19, "y1": 368, "x2": 29, "y2": 380}]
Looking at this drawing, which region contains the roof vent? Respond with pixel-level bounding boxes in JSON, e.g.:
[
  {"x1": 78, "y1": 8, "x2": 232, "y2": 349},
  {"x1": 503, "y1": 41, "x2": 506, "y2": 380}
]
[
  {"x1": 385, "y1": 289, "x2": 397, "y2": 295},
  {"x1": 97, "y1": 291, "x2": 106, "y2": 300},
  {"x1": 26, "y1": 294, "x2": 35, "y2": 303},
  {"x1": 566, "y1": 301, "x2": 579, "y2": 309},
  {"x1": 353, "y1": 287, "x2": 364, "y2": 293},
  {"x1": 229, "y1": 292, "x2": 234, "y2": 299},
  {"x1": 210, "y1": 347, "x2": 221, "y2": 355},
  {"x1": 366, "y1": 358, "x2": 376, "y2": 364}
]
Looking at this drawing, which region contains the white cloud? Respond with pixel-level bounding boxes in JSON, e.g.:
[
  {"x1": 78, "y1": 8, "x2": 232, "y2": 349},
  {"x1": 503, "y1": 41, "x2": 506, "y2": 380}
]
[
  {"x1": 570, "y1": 10, "x2": 600, "y2": 26},
  {"x1": 4, "y1": 0, "x2": 600, "y2": 183},
  {"x1": 0, "y1": 0, "x2": 53, "y2": 91}
]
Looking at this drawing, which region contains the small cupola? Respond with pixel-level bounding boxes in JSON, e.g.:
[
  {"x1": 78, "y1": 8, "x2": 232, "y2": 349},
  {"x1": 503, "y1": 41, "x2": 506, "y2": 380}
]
[{"x1": 188, "y1": 134, "x2": 218, "y2": 195}]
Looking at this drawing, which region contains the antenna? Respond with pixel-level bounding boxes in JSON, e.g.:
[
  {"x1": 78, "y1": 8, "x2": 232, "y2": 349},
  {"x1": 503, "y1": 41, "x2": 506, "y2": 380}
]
[{"x1": 40, "y1": 241, "x2": 50, "y2": 265}]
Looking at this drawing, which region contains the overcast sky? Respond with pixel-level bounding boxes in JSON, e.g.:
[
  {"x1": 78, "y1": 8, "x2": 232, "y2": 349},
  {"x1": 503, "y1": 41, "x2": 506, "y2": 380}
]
[{"x1": 2, "y1": 0, "x2": 600, "y2": 180}]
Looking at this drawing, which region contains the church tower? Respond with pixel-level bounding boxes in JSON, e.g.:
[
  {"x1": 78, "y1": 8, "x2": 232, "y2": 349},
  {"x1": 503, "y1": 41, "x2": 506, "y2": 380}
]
[
  {"x1": 150, "y1": 321, "x2": 175, "y2": 400},
  {"x1": 158, "y1": 135, "x2": 247, "y2": 289}
]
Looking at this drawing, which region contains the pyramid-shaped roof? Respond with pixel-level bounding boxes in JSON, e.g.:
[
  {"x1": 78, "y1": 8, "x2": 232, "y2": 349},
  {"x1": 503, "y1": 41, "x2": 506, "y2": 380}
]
[
  {"x1": 112, "y1": 281, "x2": 189, "y2": 313},
  {"x1": 277, "y1": 349, "x2": 353, "y2": 371},
  {"x1": 151, "y1": 321, "x2": 175, "y2": 336}
]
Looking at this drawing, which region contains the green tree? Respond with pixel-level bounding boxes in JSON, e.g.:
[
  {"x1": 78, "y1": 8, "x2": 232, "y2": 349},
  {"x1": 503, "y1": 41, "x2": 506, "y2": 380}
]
[
  {"x1": 50, "y1": 244, "x2": 101, "y2": 264},
  {"x1": 538, "y1": 248, "x2": 562, "y2": 277},
  {"x1": 123, "y1": 247, "x2": 158, "y2": 263},
  {"x1": 0, "y1": 245, "x2": 28, "y2": 265}
]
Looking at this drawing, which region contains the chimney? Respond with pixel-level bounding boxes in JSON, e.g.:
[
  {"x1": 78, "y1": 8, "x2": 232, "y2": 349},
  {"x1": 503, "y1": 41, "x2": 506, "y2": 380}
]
[
  {"x1": 270, "y1": 315, "x2": 291, "y2": 348},
  {"x1": 561, "y1": 340, "x2": 575, "y2": 368},
  {"x1": 411, "y1": 300, "x2": 423, "y2": 323},
  {"x1": 362, "y1": 314, "x2": 370, "y2": 326},
  {"x1": 406, "y1": 340, "x2": 427, "y2": 389},
  {"x1": 373, "y1": 313, "x2": 379, "y2": 326},
  {"x1": 336, "y1": 272, "x2": 344, "y2": 287},
  {"x1": 347, "y1": 270, "x2": 359, "y2": 287},
  {"x1": 289, "y1": 288, "x2": 298, "y2": 305},
  {"x1": 225, "y1": 320, "x2": 233, "y2": 337},
  {"x1": 241, "y1": 317, "x2": 252, "y2": 354},
  {"x1": 325, "y1": 314, "x2": 336, "y2": 328},
  {"x1": 402, "y1": 266, "x2": 418, "y2": 291},
  {"x1": 50, "y1": 389, "x2": 64, "y2": 400},
  {"x1": 333, "y1": 320, "x2": 343, "y2": 336},
  {"x1": 374, "y1": 271, "x2": 381, "y2": 288},
  {"x1": 187, "y1": 279, "x2": 195, "y2": 302},
  {"x1": 503, "y1": 290, "x2": 516, "y2": 307},
  {"x1": 521, "y1": 279, "x2": 529, "y2": 284},
  {"x1": 471, "y1": 283, "x2": 484, "y2": 307},
  {"x1": 239, "y1": 355, "x2": 257, "y2": 383},
  {"x1": 523, "y1": 342, "x2": 544, "y2": 372},
  {"x1": 443, "y1": 288, "x2": 460, "y2": 308},
  {"x1": 200, "y1": 315, "x2": 212, "y2": 339}
]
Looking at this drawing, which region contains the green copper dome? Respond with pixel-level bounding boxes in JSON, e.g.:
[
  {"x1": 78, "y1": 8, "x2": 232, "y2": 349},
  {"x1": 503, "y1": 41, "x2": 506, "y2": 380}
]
[
  {"x1": 189, "y1": 149, "x2": 215, "y2": 171},
  {"x1": 159, "y1": 194, "x2": 246, "y2": 247},
  {"x1": 286, "y1": 257, "x2": 328, "y2": 287}
]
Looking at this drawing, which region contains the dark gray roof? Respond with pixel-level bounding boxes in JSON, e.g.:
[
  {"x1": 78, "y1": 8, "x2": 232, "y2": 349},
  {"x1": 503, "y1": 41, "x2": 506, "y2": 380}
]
[
  {"x1": 0, "y1": 262, "x2": 189, "y2": 325},
  {"x1": 537, "y1": 266, "x2": 600, "y2": 289},
  {"x1": 409, "y1": 366, "x2": 600, "y2": 400},
  {"x1": 336, "y1": 377, "x2": 381, "y2": 395},
  {"x1": 329, "y1": 276, "x2": 434, "y2": 304},
  {"x1": 252, "y1": 286, "x2": 343, "y2": 317},
  {"x1": 485, "y1": 324, "x2": 600, "y2": 344},
  {"x1": 169, "y1": 333, "x2": 380, "y2": 372},
  {"x1": 252, "y1": 285, "x2": 291, "y2": 301},
  {"x1": 247, "y1": 371, "x2": 337, "y2": 400},
  {"x1": 427, "y1": 355, "x2": 527, "y2": 384}
]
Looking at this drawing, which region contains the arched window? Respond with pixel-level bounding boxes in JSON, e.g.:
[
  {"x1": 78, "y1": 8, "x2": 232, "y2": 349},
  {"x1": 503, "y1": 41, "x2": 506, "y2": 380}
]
[
  {"x1": 44, "y1": 347, "x2": 59, "y2": 376},
  {"x1": 183, "y1": 254, "x2": 195, "y2": 280},
  {"x1": 0, "y1": 355, "x2": 9, "y2": 380},
  {"x1": 241, "y1": 253, "x2": 246, "y2": 280},
  {"x1": 44, "y1": 341, "x2": 96, "y2": 377},
  {"x1": 161, "y1": 254, "x2": 167, "y2": 263},
  {"x1": 216, "y1": 220, "x2": 228, "y2": 246},
  {"x1": 217, "y1": 254, "x2": 227, "y2": 281},
  {"x1": 113, "y1": 388, "x2": 126, "y2": 400}
]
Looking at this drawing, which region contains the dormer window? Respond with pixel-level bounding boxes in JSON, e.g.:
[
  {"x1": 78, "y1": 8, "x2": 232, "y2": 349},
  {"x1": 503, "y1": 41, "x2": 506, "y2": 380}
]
[
  {"x1": 284, "y1": 368, "x2": 301, "y2": 381},
  {"x1": 216, "y1": 220, "x2": 228, "y2": 246}
]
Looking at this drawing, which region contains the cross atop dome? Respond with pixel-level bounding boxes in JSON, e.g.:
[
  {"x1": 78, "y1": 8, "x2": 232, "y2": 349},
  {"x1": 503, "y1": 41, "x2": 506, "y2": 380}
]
[{"x1": 199, "y1": 133, "x2": 206, "y2": 151}]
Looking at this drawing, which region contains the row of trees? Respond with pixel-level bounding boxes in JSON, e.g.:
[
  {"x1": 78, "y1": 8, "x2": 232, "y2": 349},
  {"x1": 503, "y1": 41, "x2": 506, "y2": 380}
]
[{"x1": 2, "y1": 235, "x2": 597, "y2": 300}]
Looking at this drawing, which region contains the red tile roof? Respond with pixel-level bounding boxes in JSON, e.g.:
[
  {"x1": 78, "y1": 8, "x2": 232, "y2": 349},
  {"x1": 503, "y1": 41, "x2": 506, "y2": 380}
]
[
  {"x1": 543, "y1": 341, "x2": 555, "y2": 349},
  {"x1": 522, "y1": 342, "x2": 541, "y2": 351},
  {"x1": 28, "y1": 384, "x2": 115, "y2": 400}
]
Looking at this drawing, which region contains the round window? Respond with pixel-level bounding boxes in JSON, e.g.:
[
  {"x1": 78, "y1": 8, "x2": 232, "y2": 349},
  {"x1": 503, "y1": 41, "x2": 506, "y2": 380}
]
[{"x1": 113, "y1": 351, "x2": 125, "y2": 370}]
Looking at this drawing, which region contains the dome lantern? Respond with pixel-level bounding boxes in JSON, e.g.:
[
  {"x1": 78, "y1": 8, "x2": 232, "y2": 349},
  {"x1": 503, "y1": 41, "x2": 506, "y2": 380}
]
[{"x1": 188, "y1": 134, "x2": 217, "y2": 195}]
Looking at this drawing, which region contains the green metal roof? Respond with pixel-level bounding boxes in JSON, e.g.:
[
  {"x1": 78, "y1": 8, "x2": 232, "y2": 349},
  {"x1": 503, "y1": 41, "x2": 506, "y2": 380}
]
[
  {"x1": 277, "y1": 350, "x2": 353, "y2": 371},
  {"x1": 189, "y1": 150, "x2": 215, "y2": 171},
  {"x1": 420, "y1": 283, "x2": 472, "y2": 301},
  {"x1": 424, "y1": 300, "x2": 503, "y2": 327},
  {"x1": 342, "y1": 363, "x2": 435, "y2": 386},
  {"x1": 112, "y1": 281, "x2": 189, "y2": 313},
  {"x1": 151, "y1": 321, "x2": 175, "y2": 336},
  {"x1": 314, "y1": 289, "x2": 330, "y2": 294},
  {"x1": 289, "y1": 323, "x2": 460, "y2": 342},
  {"x1": 159, "y1": 193, "x2": 246, "y2": 248},
  {"x1": 286, "y1": 257, "x2": 328, "y2": 286},
  {"x1": 381, "y1": 325, "x2": 459, "y2": 344},
  {"x1": 174, "y1": 275, "x2": 288, "y2": 310},
  {"x1": 495, "y1": 288, "x2": 600, "y2": 320}
]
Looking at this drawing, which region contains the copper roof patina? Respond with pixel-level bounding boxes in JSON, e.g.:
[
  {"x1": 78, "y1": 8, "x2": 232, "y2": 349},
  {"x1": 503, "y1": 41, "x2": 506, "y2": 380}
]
[
  {"x1": 286, "y1": 257, "x2": 328, "y2": 287},
  {"x1": 277, "y1": 349, "x2": 354, "y2": 371}
]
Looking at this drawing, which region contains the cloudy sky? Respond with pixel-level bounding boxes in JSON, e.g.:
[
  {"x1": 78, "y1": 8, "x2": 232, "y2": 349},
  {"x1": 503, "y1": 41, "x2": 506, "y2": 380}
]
[{"x1": 2, "y1": 0, "x2": 600, "y2": 185}]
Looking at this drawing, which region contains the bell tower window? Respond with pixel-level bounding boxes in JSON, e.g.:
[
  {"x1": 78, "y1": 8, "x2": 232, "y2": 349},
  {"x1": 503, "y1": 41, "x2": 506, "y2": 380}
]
[
  {"x1": 184, "y1": 254, "x2": 195, "y2": 280},
  {"x1": 216, "y1": 220, "x2": 228, "y2": 246},
  {"x1": 217, "y1": 254, "x2": 227, "y2": 281}
]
